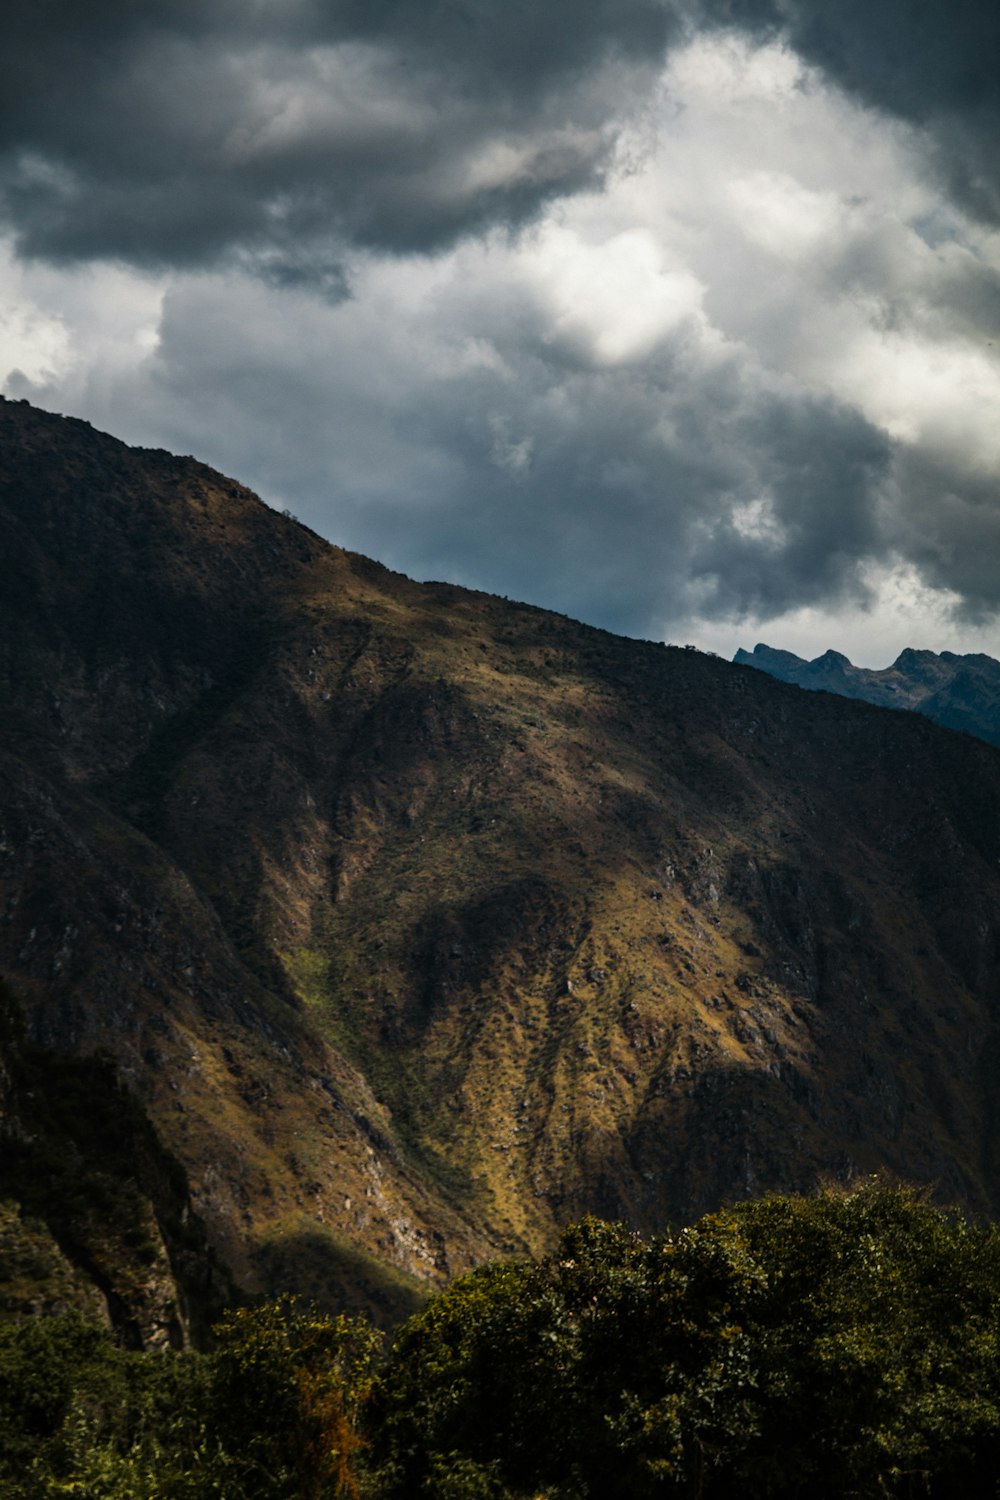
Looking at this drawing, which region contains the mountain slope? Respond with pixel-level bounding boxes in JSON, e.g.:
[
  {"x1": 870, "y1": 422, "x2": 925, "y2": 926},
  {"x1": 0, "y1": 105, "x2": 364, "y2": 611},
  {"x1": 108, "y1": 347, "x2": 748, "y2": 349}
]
[
  {"x1": 0, "y1": 979, "x2": 231, "y2": 1344},
  {"x1": 5, "y1": 396, "x2": 1000, "y2": 1323},
  {"x1": 735, "y1": 642, "x2": 1000, "y2": 747}
]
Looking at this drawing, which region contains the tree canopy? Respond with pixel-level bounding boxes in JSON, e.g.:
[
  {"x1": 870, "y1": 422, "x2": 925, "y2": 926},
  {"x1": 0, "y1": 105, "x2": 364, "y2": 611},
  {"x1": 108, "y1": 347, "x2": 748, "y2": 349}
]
[{"x1": 4, "y1": 1183, "x2": 1000, "y2": 1497}]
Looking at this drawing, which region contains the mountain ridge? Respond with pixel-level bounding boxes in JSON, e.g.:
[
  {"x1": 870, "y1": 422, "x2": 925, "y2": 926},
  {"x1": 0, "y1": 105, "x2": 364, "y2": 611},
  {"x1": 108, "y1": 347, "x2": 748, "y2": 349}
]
[{"x1": 735, "y1": 641, "x2": 1000, "y2": 747}]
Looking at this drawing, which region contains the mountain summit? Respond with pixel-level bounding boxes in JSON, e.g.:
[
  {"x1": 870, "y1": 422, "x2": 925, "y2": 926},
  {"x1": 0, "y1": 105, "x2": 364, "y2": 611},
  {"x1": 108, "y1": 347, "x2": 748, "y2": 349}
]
[
  {"x1": 6, "y1": 397, "x2": 1000, "y2": 1333},
  {"x1": 735, "y1": 642, "x2": 1000, "y2": 746}
]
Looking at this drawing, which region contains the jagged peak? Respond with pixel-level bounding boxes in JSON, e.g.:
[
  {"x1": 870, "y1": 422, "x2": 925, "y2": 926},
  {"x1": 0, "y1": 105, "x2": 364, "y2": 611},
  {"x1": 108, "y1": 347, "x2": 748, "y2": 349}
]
[
  {"x1": 892, "y1": 647, "x2": 940, "y2": 668},
  {"x1": 736, "y1": 642, "x2": 805, "y2": 668}
]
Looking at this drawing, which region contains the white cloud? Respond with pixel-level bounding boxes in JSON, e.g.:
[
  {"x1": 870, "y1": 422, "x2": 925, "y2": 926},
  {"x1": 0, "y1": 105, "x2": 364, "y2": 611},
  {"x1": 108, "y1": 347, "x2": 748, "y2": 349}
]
[
  {"x1": 728, "y1": 172, "x2": 845, "y2": 262},
  {"x1": 0, "y1": 244, "x2": 72, "y2": 385},
  {"x1": 0, "y1": 240, "x2": 163, "y2": 403},
  {"x1": 519, "y1": 223, "x2": 707, "y2": 366},
  {"x1": 825, "y1": 331, "x2": 1000, "y2": 464}
]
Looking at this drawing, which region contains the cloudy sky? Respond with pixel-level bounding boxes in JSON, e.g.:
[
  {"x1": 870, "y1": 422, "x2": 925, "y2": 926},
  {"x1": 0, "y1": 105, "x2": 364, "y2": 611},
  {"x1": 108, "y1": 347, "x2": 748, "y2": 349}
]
[{"x1": 3, "y1": 1, "x2": 1000, "y2": 664}]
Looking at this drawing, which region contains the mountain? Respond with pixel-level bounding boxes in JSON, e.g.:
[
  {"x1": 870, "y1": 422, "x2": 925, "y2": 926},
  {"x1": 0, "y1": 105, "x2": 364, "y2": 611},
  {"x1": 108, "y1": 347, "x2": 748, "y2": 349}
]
[
  {"x1": 734, "y1": 642, "x2": 1000, "y2": 748},
  {"x1": 6, "y1": 397, "x2": 1000, "y2": 1337}
]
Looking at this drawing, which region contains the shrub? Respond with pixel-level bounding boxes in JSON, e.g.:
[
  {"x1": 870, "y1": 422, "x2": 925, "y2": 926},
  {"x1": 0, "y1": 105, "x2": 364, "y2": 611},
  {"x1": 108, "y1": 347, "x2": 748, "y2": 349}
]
[{"x1": 369, "y1": 1186, "x2": 1000, "y2": 1498}]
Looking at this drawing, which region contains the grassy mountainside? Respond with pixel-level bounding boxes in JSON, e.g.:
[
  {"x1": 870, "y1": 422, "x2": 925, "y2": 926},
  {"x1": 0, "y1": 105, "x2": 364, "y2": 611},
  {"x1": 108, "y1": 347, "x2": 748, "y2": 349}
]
[{"x1": 5, "y1": 395, "x2": 1000, "y2": 1315}]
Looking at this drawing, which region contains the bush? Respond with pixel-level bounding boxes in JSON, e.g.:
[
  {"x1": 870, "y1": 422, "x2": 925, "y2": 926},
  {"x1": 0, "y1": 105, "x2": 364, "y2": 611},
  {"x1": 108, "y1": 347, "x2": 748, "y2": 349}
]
[
  {"x1": 0, "y1": 1314, "x2": 214, "y2": 1498},
  {"x1": 209, "y1": 1296, "x2": 383, "y2": 1499},
  {"x1": 0, "y1": 1298, "x2": 380, "y2": 1498},
  {"x1": 369, "y1": 1185, "x2": 1000, "y2": 1498}
]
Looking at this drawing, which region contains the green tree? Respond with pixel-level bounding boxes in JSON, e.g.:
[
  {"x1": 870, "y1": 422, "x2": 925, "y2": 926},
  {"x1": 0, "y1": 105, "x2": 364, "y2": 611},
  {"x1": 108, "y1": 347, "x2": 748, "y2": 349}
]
[
  {"x1": 715, "y1": 1183, "x2": 1000, "y2": 1496},
  {"x1": 209, "y1": 1295, "x2": 383, "y2": 1499},
  {"x1": 0, "y1": 1314, "x2": 216, "y2": 1499},
  {"x1": 371, "y1": 1216, "x2": 765, "y2": 1497},
  {"x1": 370, "y1": 1186, "x2": 1000, "y2": 1498}
]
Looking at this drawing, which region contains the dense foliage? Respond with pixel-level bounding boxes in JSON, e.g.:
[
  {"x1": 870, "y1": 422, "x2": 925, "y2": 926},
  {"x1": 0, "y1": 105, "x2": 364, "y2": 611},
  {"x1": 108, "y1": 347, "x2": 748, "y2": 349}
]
[
  {"x1": 5, "y1": 1185, "x2": 1000, "y2": 1497},
  {"x1": 0, "y1": 1300, "x2": 381, "y2": 1499}
]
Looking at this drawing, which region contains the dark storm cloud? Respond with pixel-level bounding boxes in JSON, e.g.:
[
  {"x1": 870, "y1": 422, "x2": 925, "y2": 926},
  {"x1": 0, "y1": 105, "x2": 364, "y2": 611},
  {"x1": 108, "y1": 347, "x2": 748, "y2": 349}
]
[
  {"x1": 0, "y1": 0, "x2": 683, "y2": 275},
  {"x1": 892, "y1": 447, "x2": 1000, "y2": 624},
  {"x1": 4, "y1": 0, "x2": 997, "y2": 283},
  {"x1": 88, "y1": 269, "x2": 890, "y2": 643},
  {"x1": 421, "y1": 407, "x2": 889, "y2": 638},
  {"x1": 361, "y1": 384, "x2": 890, "y2": 639},
  {"x1": 700, "y1": 0, "x2": 1000, "y2": 222},
  {"x1": 688, "y1": 395, "x2": 891, "y2": 622}
]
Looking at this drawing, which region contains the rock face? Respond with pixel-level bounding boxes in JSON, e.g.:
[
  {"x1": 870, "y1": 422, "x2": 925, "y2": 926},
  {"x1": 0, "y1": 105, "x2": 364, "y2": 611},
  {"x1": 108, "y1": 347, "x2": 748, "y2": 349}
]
[
  {"x1": 735, "y1": 642, "x2": 1000, "y2": 747},
  {"x1": 0, "y1": 981, "x2": 231, "y2": 1346},
  {"x1": 6, "y1": 397, "x2": 1000, "y2": 1326}
]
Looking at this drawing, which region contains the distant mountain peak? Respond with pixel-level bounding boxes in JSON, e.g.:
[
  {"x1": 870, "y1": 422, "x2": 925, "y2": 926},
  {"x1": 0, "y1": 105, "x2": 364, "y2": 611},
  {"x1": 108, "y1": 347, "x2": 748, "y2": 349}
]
[
  {"x1": 893, "y1": 647, "x2": 938, "y2": 665},
  {"x1": 816, "y1": 648, "x2": 851, "y2": 669},
  {"x1": 735, "y1": 642, "x2": 1000, "y2": 746}
]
